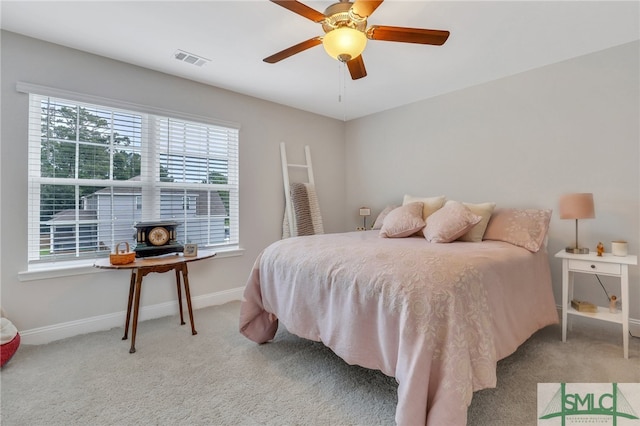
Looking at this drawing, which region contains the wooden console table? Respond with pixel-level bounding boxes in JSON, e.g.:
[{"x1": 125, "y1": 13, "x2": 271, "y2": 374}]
[{"x1": 94, "y1": 251, "x2": 216, "y2": 353}]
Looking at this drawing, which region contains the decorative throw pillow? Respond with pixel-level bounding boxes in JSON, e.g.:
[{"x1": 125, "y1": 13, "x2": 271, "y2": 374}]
[
  {"x1": 483, "y1": 208, "x2": 552, "y2": 252},
  {"x1": 402, "y1": 194, "x2": 446, "y2": 220},
  {"x1": 423, "y1": 201, "x2": 482, "y2": 243},
  {"x1": 456, "y1": 201, "x2": 497, "y2": 242},
  {"x1": 379, "y1": 202, "x2": 425, "y2": 238},
  {"x1": 372, "y1": 205, "x2": 398, "y2": 230}
]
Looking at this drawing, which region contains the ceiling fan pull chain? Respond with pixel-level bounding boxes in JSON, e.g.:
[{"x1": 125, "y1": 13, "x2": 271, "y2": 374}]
[
  {"x1": 341, "y1": 63, "x2": 347, "y2": 121},
  {"x1": 337, "y1": 61, "x2": 343, "y2": 103}
]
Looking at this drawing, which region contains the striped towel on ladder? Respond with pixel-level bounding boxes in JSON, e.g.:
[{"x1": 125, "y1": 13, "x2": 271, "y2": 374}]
[{"x1": 282, "y1": 183, "x2": 324, "y2": 238}]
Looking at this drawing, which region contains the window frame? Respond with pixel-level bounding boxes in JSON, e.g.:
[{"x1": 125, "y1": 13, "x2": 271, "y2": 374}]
[{"x1": 19, "y1": 82, "x2": 241, "y2": 271}]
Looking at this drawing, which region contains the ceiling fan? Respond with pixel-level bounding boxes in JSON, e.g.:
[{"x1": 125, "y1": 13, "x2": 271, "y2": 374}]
[{"x1": 263, "y1": 0, "x2": 450, "y2": 80}]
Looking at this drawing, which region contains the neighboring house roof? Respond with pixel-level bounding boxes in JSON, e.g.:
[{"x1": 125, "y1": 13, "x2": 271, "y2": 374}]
[
  {"x1": 46, "y1": 209, "x2": 97, "y2": 224},
  {"x1": 65, "y1": 175, "x2": 227, "y2": 217},
  {"x1": 87, "y1": 176, "x2": 141, "y2": 196},
  {"x1": 194, "y1": 190, "x2": 227, "y2": 216}
]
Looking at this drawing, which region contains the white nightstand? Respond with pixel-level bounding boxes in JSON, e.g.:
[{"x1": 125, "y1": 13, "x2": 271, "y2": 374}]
[{"x1": 555, "y1": 250, "x2": 637, "y2": 358}]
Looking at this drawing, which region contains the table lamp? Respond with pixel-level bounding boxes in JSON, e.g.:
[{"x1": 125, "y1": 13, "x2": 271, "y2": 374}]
[
  {"x1": 559, "y1": 193, "x2": 595, "y2": 254},
  {"x1": 359, "y1": 207, "x2": 371, "y2": 229}
]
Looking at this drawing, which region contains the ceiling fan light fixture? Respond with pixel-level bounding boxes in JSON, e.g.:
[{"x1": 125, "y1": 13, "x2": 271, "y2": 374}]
[
  {"x1": 265, "y1": 0, "x2": 450, "y2": 80},
  {"x1": 322, "y1": 27, "x2": 367, "y2": 62}
]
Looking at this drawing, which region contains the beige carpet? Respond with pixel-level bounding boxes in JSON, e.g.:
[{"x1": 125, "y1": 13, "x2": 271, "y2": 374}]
[{"x1": 1, "y1": 302, "x2": 638, "y2": 425}]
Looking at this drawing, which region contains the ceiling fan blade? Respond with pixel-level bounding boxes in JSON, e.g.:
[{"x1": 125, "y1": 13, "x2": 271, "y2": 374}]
[
  {"x1": 347, "y1": 55, "x2": 367, "y2": 80},
  {"x1": 270, "y1": 0, "x2": 326, "y2": 23},
  {"x1": 367, "y1": 25, "x2": 450, "y2": 45},
  {"x1": 263, "y1": 37, "x2": 323, "y2": 63},
  {"x1": 351, "y1": 0, "x2": 384, "y2": 19}
]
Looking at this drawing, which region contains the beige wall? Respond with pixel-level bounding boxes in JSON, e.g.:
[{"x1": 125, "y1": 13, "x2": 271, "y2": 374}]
[
  {"x1": 345, "y1": 41, "x2": 640, "y2": 321},
  {"x1": 0, "y1": 31, "x2": 346, "y2": 336}
]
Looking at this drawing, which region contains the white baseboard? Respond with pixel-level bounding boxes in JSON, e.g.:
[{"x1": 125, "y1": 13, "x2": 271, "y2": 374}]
[
  {"x1": 19, "y1": 287, "x2": 245, "y2": 345},
  {"x1": 21, "y1": 297, "x2": 640, "y2": 346}
]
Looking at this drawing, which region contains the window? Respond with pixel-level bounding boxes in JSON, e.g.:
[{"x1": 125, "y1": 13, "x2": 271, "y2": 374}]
[{"x1": 26, "y1": 91, "x2": 239, "y2": 266}]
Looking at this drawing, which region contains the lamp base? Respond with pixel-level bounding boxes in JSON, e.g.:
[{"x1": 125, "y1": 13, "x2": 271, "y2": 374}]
[{"x1": 565, "y1": 247, "x2": 590, "y2": 254}]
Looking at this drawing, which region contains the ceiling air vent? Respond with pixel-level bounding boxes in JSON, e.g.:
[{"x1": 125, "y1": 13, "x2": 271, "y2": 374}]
[{"x1": 174, "y1": 49, "x2": 210, "y2": 67}]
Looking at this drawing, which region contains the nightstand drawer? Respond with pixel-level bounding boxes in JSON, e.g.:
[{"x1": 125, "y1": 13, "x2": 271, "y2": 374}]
[{"x1": 568, "y1": 259, "x2": 621, "y2": 275}]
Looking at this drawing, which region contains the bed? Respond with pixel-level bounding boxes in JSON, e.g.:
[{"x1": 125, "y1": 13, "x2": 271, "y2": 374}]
[{"x1": 239, "y1": 204, "x2": 558, "y2": 425}]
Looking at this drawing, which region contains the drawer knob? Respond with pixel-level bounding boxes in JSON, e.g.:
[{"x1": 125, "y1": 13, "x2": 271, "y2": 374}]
[{"x1": 590, "y1": 264, "x2": 596, "y2": 269}]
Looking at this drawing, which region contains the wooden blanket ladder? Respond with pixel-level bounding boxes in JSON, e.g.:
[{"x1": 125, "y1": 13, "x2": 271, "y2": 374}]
[{"x1": 280, "y1": 142, "x2": 316, "y2": 237}]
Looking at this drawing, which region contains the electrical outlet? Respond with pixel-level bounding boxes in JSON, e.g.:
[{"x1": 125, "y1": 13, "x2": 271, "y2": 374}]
[{"x1": 356, "y1": 227, "x2": 365, "y2": 231}]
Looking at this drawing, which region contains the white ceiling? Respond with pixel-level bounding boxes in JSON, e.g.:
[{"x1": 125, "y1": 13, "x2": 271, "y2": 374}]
[{"x1": 1, "y1": 1, "x2": 638, "y2": 121}]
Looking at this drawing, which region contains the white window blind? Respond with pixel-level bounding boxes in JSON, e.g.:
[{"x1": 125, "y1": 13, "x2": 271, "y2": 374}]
[{"x1": 27, "y1": 93, "x2": 239, "y2": 265}]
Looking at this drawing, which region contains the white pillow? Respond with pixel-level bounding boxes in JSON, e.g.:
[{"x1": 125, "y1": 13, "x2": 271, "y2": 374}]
[
  {"x1": 423, "y1": 201, "x2": 482, "y2": 243},
  {"x1": 402, "y1": 194, "x2": 446, "y2": 220},
  {"x1": 379, "y1": 202, "x2": 425, "y2": 238},
  {"x1": 455, "y1": 201, "x2": 496, "y2": 242}
]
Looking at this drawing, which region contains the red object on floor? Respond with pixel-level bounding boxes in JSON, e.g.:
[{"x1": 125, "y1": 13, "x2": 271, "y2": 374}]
[{"x1": 1, "y1": 332, "x2": 20, "y2": 367}]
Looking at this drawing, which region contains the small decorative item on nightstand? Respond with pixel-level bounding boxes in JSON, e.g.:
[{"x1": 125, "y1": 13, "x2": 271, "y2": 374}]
[
  {"x1": 611, "y1": 240, "x2": 628, "y2": 257},
  {"x1": 609, "y1": 295, "x2": 617, "y2": 313},
  {"x1": 571, "y1": 299, "x2": 597, "y2": 313},
  {"x1": 596, "y1": 242, "x2": 604, "y2": 256}
]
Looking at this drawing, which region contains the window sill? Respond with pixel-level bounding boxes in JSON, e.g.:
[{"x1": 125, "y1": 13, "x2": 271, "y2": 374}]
[{"x1": 18, "y1": 247, "x2": 244, "y2": 282}]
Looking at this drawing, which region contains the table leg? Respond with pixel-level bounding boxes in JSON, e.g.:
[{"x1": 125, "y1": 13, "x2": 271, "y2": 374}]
[
  {"x1": 562, "y1": 259, "x2": 569, "y2": 342},
  {"x1": 123, "y1": 270, "x2": 137, "y2": 341},
  {"x1": 175, "y1": 269, "x2": 185, "y2": 325},
  {"x1": 129, "y1": 271, "x2": 144, "y2": 354},
  {"x1": 181, "y1": 264, "x2": 197, "y2": 335},
  {"x1": 567, "y1": 270, "x2": 574, "y2": 333},
  {"x1": 622, "y1": 266, "x2": 629, "y2": 359}
]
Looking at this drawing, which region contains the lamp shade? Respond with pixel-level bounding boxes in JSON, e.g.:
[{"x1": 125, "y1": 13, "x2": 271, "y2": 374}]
[
  {"x1": 322, "y1": 27, "x2": 367, "y2": 62},
  {"x1": 559, "y1": 193, "x2": 595, "y2": 219},
  {"x1": 359, "y1": 207, "x2": 371, "y2": 216}
]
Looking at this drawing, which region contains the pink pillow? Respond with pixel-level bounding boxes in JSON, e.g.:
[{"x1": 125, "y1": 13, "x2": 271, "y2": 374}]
[
  {"x1": 483, "y1": 208, "x2": 552, "y2": 252},
  {"x1": 372, "y1": 205, "x2": 398, "y2": 230},
  {"x1": 423, "y1": 201, "x2": 482, "y2": 243},
  {"x1": 379, "y1": 202, "x2": 425, "y2": 238}
]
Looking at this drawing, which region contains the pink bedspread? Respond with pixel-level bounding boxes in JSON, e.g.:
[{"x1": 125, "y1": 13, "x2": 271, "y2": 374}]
[{"x1": 240, "y1": 230, "x2": 558, "y2": 425}]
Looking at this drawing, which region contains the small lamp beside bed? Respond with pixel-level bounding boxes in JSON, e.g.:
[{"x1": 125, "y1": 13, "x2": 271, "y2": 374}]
[
  {"x1": 559, "y1": 193, "x2": 595, "y2": 254},
  {"x1": 359, "y1": 207, "x2": 371, "y2": 230}
]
